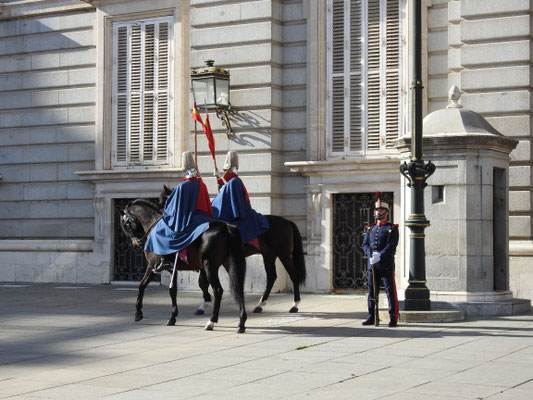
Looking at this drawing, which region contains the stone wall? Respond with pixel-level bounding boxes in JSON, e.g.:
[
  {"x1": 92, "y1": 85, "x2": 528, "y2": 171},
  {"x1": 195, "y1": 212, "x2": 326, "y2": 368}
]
[
  {"x1": 427, "y1": 0, "x2": 450, "y2": 112},
  {"x1": 439, "y1": 0, "x2": 533, "y2": 300},
  {"x1": 0, "y1": 9, "x2": 96, "y2": 240},
  {"x1": 0, "y1": 2, "x2": 101, "y2": 282}
]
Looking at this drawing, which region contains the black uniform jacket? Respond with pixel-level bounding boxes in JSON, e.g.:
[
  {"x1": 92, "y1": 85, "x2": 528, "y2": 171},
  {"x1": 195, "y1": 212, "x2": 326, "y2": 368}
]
[{"x1": 362, "y1": 222, "x2": 399, "y2": 271}]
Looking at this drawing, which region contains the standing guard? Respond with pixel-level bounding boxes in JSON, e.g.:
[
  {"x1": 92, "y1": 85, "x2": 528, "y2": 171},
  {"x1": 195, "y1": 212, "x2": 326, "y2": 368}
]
[
  {"x1": 211, "y1": 151, "x2": 269, "y2": 248},
  {"x1": 362, "y1": 192, "x2": 400, "y2": 327},
  {"x1": 146, "y1": 152, "x2": 214, "y2": 273}
]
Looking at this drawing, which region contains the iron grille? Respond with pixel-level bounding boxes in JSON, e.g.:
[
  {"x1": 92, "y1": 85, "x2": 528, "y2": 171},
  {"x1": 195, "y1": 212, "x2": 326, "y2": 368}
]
[
  {"x1": 113, "y1": 198, "x2": 160, "y2": 282},
  {"x1": 333, "y1": 192, "x2": 393, "y2": 289}
]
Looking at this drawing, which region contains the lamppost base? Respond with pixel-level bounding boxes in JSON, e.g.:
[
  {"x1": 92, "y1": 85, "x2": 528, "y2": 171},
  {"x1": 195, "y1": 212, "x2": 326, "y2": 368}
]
[{"x1": 404, "y1": 286, "x2": 431, "y2": 311}]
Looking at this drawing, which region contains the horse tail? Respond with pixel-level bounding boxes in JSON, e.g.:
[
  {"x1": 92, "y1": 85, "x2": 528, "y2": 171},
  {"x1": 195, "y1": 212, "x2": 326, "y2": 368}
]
[
  {"x1": 289, "y1": 220, "x2": 306, "y2": 285},
  {"x1": 226, "y1": 223, "x2": 246, "y2": 304}
]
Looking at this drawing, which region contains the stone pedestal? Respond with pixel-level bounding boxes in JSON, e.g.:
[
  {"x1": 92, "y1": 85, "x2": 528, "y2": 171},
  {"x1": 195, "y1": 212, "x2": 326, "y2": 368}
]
[{"x1": 395, "y1": 86, "x2": 531, "y2": 316}]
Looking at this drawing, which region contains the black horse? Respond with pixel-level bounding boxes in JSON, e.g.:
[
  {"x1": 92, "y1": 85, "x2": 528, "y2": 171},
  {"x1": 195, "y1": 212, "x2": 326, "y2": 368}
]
[
  {"x1": 120, "y1": 199, "x2": 248, "y2": 333},
  {"x1": 160, "y1": 186, "x2": 307, "y2": 314}
]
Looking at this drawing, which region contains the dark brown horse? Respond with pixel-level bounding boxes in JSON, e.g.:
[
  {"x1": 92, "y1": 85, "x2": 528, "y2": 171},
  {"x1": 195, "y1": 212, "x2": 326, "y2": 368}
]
[
  {"x1": 120, "y1": 199, "x2": 248, "y2": 333},
  {"x1": 160, "y1": 186, "x2": 307, "y2": 314}
]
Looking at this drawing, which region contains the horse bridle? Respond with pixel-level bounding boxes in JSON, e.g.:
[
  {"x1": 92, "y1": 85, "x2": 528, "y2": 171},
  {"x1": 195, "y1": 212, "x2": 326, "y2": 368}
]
[{"x1": 122, "y1": 205, "x2": 162, "y2": 248}]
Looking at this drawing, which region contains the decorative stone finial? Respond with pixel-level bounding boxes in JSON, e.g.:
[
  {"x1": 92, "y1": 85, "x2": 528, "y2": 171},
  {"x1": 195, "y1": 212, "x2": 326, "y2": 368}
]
[{"x1": 447, "y1": 85, "x2": 463, "y2": 109}]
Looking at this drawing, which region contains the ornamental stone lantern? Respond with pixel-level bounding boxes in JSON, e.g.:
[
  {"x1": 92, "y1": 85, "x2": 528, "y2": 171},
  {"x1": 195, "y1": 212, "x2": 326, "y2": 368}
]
[{"x1": 395, "y1": 86, "x2": 530, "y2": 315}]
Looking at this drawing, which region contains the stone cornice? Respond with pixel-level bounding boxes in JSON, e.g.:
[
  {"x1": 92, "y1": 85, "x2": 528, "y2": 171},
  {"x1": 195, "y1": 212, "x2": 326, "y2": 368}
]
[
  {"x1": 285, "y1": 156, "x2": 401, "y2": 176},
  {"x1": 0, "y1": 239, "x2": 93, "y2": 252},
  {"x1": 80, "y1": 0, "x2": 137, "y2": 6},
  {"x1": 509, "y1": 240, "x2": 533, "y2": 256},
  {"x1": 394, "y1": 133, "x2": 518, "y2": 156},
  {"x1": 76, "y1": 169, "x2": 182, "y2": 182},
  {"x1": 0, "y1": 0, "x2": 94, "y2": 20}
]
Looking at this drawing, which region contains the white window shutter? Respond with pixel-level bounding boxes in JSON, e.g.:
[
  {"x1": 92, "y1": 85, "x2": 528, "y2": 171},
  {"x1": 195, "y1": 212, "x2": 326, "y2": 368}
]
[
  {"x1": 129, "y1": 25, "x2": 141, "y2": 164},
  {"x1": 328, "y1": 0, "x2": 402, "y2": 156},
  {"x1": 385, "y1": 0, "x2": 400, "y2": 148},
  {"x1": 349, "y1": 74, "x2": 362, "y2": 151},
  {"x1": 144, "y1": 92, "x2": 154, "y2": 162},
  {"x1": 366, "y1": 0, "x2": 381, "y2": 151},
  {"x1": 349, "y1": 0, "x2": 363, "y2": 152},
  {"x1": 157, "y1": 22, "x2": 170, "y2": 163},
  {"x1": 143, "y1": 23, "x2": 155, "y2": 162},
  {"x1": 115, "y1": 26, "x2": 128, "y2": 163},
  {"x1": 331, "y1": 76, "x2": 345, "y2": 152},
  {"x1": 112, "y1": 17, "x2": 173, "y2": 168},
  {"x1": 331, "y1": 0, "x2": 345, "y2": 153}
]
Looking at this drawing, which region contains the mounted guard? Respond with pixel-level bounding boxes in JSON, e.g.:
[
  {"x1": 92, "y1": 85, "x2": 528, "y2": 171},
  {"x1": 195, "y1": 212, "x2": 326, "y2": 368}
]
[
  {"x1": 146, "y1": 151, "x2": 214, "y2": 273},
  {"x1": 211, "y1": 151, "x2": 270, "y2": 248}
]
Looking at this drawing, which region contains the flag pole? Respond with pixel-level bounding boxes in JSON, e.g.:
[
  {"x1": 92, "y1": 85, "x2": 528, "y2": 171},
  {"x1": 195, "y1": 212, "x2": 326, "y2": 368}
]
[{"x1": 194, "y1": 119, "x2": 198, "y2": 168}]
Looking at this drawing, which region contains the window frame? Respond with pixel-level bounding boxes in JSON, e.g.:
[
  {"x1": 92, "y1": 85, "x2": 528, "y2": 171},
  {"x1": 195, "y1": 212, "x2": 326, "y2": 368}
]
[
  {"x1": 92, "y1": 1, "x2": 183, "y2": 172},
  {"x1": 326, "y1": 0, "x2": 406, "y2": 158},
  {"x1": 111, "y1": 15, "x2": 174, "y2": 169}
]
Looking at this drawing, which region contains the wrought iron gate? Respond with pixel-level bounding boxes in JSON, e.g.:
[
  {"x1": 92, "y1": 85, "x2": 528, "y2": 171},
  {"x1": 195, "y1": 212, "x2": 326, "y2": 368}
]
[
  {"x1": 332, "y1": 192, "x2": 393, "y2": 290},
  {"x1": 113, "y1": 198, "x2": 160, "y2": 282}
]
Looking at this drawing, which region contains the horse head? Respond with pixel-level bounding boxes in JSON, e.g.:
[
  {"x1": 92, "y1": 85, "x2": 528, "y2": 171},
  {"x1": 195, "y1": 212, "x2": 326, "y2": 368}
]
[
  {"x1": 121, "y1": 199, "x2": 163, "y2": 248},
  {"x1": 158, "y1": 185, "x2": 173, "y2": 208},
  {"x1": 120, "y1": 203, "x2": 146, "y2": 248}
]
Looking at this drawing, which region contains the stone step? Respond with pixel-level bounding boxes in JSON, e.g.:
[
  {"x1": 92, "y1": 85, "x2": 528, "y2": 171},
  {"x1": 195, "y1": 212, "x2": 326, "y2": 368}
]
[
  {"x1": 460, "y1": 298, "x2": 532, "y2": 316},
  {"x1": 377, "y1": 309, "x2": 466, "y2": 323}
]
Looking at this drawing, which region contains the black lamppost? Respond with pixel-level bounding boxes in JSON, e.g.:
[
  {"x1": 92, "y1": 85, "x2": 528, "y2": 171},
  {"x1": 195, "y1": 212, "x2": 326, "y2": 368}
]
[
  {"x1": 399, "y1": 0, "x2": 436, "y2": 311},
  {"x1": 191, "y1": 60, "x2": 233, "y2": 138}
]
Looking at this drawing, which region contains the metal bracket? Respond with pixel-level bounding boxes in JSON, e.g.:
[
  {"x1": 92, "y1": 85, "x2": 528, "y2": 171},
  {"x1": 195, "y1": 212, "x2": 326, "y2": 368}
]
[
  {"x1": 215, "y1": 107, "x2": 234, "y2": 139},
  {"x1": 400, "y1": 160, "x2": 436, "y2": 188}
]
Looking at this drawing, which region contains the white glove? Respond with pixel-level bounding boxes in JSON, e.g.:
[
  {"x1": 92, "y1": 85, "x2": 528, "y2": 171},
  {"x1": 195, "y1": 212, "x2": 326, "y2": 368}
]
[
  {"x1": 371, "y1": 252, "x2": 381, "y2": 265},
  {"x1": 213, "y1": 168, "x2": 221, "y2": 179}
]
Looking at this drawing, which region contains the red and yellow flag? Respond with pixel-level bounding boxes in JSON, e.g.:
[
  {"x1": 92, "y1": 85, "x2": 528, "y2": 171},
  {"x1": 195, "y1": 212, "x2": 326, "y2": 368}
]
[
  {"x1": 191, "y1": 102, "x2": 204, "y2": 127},
  {"x1": 192, "y1": 103, "x2": 217, "y2": 168},
  {"x1": 203, "y1": 114, "x2": 217, "y2": 167}
]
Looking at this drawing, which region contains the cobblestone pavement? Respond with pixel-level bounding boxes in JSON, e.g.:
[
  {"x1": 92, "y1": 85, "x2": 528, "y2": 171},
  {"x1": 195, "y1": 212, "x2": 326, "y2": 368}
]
[{"x1": 0, "y1": 283, "x2": 532, "y2": 399}]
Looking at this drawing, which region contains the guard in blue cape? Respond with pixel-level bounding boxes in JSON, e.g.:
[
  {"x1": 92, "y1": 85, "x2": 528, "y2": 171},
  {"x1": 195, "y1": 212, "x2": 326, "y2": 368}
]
[
  {"x1": 146, "y1": 152, "x2": 215, "y2": 273},
  {"x1": 362, "y1": 193, "x2": 400, "y2": 327},
  {"x1": 211, "y1": 151, "x2": 269, "y2": 248}
]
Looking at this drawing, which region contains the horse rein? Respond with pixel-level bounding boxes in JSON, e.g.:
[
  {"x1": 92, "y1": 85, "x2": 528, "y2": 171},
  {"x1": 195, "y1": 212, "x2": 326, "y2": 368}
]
[{"x1": 123, "y1": 206, "x2": 162, "y2": 247}]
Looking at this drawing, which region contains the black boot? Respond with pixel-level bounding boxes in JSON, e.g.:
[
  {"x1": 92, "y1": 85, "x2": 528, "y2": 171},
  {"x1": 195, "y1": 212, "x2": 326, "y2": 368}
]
[
  {"x1": 388, "y1": 319, "x2": 398, "y2": 328},
  {"x1": 362, "y1": 316, "x2": 375, "y2": 326},
  {"x1": 153, "y1": 255, "x2": 172, "y2": 273}
]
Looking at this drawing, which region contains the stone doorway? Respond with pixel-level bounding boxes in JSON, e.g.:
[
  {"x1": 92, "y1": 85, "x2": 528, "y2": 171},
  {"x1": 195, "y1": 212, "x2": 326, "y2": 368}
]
[
  {"x1": 113, "y1": 198, "x2": 160, "y2": 282},
  {"x1": 332, "y1": 192, "x2": 393, "y2": 290}
]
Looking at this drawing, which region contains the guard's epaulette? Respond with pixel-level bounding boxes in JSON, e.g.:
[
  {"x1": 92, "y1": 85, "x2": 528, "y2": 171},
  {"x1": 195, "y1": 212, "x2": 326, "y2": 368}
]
[{"x1": 365, "y1": 223, "x2": 376, "y2": 229}]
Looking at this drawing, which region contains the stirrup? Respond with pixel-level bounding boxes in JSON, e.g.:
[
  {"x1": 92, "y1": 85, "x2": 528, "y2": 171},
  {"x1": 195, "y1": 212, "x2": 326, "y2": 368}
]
[{"x1": 153, "y1": 256, "x2": 171, "y2": 273}]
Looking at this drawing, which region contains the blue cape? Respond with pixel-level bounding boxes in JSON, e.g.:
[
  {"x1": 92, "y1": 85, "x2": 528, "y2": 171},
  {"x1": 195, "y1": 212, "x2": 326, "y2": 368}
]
[
  {"x1": 145, "y1": 180, "x2": 212, "y2": 255},
  {"x1": 211, "y1": 177, "x2": 269, "y2": 244}
]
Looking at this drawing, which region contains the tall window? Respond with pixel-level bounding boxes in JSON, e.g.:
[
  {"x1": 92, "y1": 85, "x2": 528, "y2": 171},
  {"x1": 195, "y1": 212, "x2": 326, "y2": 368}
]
[
  {"x1": 112, "y1": 17, "x2": 173, "y2": 167},
  {"x1": 327, "y1": 0, "x2": 402, "y2": 156}
]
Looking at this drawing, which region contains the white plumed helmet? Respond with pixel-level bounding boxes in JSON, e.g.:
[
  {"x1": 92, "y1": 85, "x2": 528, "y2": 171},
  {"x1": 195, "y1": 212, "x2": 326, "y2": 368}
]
[
  {"x1": 375, "y1": 191, "x2": 390, "y2": 212},
  {"x1": 223, "y1": 151, "x2": 239, "y2": 171},
  {"x1": 181, "y1": 151, "x2": 197, "y2": 173}
]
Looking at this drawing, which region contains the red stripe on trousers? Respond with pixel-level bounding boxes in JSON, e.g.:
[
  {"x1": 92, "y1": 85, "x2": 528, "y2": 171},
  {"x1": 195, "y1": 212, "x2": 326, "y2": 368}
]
[{"x1": 392, "y1": 274, "x2": 399, "y2": 321}]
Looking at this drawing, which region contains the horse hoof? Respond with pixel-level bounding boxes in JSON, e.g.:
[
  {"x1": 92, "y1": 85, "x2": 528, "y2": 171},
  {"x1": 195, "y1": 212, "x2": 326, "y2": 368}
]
[
  {"x1": 236, "y1": 326, "x2": 246, "y2": 334},
  {"x1": 194, "y1": 309, "x2": 205, "y2": 316},
  {"x1": 253, "y1": 307, "x2": 263, "y2": 313},
  {"x1": 166, "y1": 319, "x2": 176, "y2": 326},
  {"x1": 205, "y1": 321, "x2": 215, "y2": 331},
  {"x1": 135, "y1": 313, "x2": 143, "y2": 322},
  {"x1": 289, "y1": 307, "x2": 299, "y2": 313}
]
